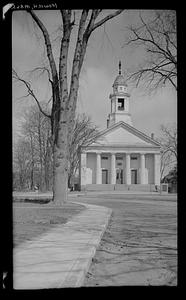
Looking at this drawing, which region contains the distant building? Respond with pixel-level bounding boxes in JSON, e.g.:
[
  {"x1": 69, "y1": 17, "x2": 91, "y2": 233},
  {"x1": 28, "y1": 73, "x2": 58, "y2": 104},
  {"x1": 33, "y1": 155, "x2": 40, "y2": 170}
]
[
  {"x1": 162, "y1": 167, "x2": 177, "y2": 193},
  {"x1": 79, "y1": 62, "x2": 161, "y2": 191}
]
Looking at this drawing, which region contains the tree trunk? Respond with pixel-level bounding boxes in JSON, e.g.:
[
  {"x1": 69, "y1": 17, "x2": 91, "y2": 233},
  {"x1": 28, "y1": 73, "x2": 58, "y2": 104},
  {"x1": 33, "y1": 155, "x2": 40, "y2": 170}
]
[
  {"x1": 52, "y1": 110, "x2": 69, "y2": 204},
  {"x1": 44, "y1": 153, "x2": 51, "y2": 191},
  {"x1": 30, "y1": 166, "x2": 34, "y2": 190},
  {"x1": 30, "y1": 134, "x2": 35, "y2": 190},
  {"x1": 53, "y1": 145, "x2": 68, "y2": 204},
  {"x1": 19, "y1": 172, "x2": 24, "y2": 190}
]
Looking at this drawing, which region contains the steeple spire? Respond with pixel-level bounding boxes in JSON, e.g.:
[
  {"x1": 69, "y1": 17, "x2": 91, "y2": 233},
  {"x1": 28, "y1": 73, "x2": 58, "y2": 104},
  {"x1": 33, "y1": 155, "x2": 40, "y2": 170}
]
[
  {"x1": 119, "y1": 60, "x2": 121, "y2": 75},
  {"x1": 108, "y1": 61, "x2": 132, "y2": 127}
]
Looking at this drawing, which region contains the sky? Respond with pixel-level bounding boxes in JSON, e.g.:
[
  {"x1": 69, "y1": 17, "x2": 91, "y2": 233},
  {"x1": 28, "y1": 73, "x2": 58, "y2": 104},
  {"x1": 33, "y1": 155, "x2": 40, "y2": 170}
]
[{"x1": 12, "y1": 9, "x2": 177, "y2": 143}]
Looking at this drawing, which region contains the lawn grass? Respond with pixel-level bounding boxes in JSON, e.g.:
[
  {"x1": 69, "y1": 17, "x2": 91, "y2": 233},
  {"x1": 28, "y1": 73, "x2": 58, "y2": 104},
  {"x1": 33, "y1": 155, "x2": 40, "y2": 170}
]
[{"x1": 13, "y1": 201, "x2": 85, "y2": 247}]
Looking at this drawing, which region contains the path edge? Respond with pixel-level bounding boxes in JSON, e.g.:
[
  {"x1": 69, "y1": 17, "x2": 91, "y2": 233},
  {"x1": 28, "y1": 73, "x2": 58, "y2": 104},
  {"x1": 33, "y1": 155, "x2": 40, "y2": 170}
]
[{"x1": 63, "y1": 201, "x2": 112, "y2": 288}]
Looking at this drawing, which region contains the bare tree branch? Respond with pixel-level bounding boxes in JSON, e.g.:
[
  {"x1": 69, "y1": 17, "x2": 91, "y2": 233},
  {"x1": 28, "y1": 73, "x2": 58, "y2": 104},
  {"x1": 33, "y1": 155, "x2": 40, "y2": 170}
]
[
  {"x1": 58, "y1": 10, "x2": 72, "y2": 109},
  {"x1": 67, "y1": 9, "x2": 90, "y2": 135},
  {"x1": 12, "y1": 69, "x2": 51, "y2": 119},
  {"x1": 27, "y1": 10, "x2": 61, "y2": 141},
  {"x1": 27, "y1": 10, "x2": 58, "y2": 85},
  {"x1": 90, "y1": 10, "x2": 124, "y2": 33},
  {"x1": 125, "y1": 10, "x2": 177, "y2": 91},
  {"x1": 27, "y1": 66, "x2": 53, "y2": 84}
]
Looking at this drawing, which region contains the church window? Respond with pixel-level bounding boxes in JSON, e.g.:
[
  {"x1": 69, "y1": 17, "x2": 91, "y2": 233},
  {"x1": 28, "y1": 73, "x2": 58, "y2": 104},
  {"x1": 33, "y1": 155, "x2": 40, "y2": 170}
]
[
  {"x1": 131, "y1": 156, "x2": 138, "y2": 160},
  {"x1": 116, "y1": 156, "x2": 123, "y2": 160},
  {"x1": 118, "y1": 98, "x2": 124, "y2": 110},
  {"x1": 101, "y1": 156, "x2": 108, "y2": 160}
]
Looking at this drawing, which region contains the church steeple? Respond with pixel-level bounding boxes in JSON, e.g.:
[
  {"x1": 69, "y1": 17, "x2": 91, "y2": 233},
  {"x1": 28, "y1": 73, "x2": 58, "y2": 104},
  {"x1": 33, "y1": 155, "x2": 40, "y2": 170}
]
[
  {"x1": 119, "y1": 60, "x2": 121, "y2": 75},
  {"x1": 107, "y1": 61, "x2": 132, "y2": 128}
]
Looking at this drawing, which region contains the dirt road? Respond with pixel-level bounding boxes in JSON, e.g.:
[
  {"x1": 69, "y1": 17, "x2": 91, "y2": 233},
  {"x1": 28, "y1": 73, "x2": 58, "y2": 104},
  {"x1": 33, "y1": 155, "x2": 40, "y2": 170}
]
[{"x1": 72, "y1": 194, "x2": 177, "y2": 286}]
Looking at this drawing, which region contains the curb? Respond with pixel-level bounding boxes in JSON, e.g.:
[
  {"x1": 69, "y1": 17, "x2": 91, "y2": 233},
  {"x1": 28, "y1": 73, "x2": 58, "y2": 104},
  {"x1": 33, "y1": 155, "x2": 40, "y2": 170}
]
[
  {"x1": 60, "y1": 202, "x2": 112, "y2": 287},
  {"x1": 67, "y1": 202, "x2": 112, "y2": 287}
]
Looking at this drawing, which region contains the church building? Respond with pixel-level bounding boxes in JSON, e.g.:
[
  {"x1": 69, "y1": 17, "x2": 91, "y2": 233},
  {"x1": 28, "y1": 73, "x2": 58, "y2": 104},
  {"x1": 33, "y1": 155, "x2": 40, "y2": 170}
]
[{"x1": 79, "y1": 62, "x2": 161, "y2": 191}]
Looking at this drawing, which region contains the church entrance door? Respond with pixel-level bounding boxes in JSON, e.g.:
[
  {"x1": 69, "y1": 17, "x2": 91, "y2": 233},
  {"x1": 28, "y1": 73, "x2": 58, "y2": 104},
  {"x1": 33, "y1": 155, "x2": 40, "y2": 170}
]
[
  {"x1": 131, "y1": 169, "x2": 137, "y2": 184},
  {"x1": 102, "y1": 169, "x2": 108, "y2": 184},
  {"x1": 116, "y1": 169, "x2": 123, "y2": 184}
]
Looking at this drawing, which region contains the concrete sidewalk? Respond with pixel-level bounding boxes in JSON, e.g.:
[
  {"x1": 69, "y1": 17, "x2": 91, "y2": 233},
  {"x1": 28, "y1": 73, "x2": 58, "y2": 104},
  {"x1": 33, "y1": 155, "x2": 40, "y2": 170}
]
[{"x1": 13, "y1": 202, "x2": 112, "y2": 289}]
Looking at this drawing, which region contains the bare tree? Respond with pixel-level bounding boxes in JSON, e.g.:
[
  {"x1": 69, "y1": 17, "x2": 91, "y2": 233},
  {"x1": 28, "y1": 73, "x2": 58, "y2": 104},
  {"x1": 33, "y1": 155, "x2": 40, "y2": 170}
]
[
  {"x1": 13, "y1": 138, "x2": 33, "y2": 190},
  {"x1": 124, "y1": 10, "x2": 177, "y2": 91},
  {"x1": 160, "y1": 151, "x2": 174, "y2": 182},
  {"x1": 68, "y1": 114, "x2": 99, "y2": 190},
  {"x1": 13, "y1": 103, "x2": 99, "y2": 192},
  {"x1": 163, "y1": 164, "x2": 177, "y2": 184},
  {"x1": 13, "y1": 9, "x2": 124, "y2": 205},
  {"x1": 157, "y1": 123, "x2": 177, "y2": 180},
  {"x1": 21, "y1": 104, "x2": 53, "y2": 191},
  {"x1": 160, "y1": 123, "x2": 177, "y2": 160}
]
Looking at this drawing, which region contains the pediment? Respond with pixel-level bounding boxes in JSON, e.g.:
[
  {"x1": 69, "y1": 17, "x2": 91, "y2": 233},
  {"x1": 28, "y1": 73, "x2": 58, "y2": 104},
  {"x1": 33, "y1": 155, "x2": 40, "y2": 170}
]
[{"x1": 89, "y1": 121, "x2": 160, "y2": 148}]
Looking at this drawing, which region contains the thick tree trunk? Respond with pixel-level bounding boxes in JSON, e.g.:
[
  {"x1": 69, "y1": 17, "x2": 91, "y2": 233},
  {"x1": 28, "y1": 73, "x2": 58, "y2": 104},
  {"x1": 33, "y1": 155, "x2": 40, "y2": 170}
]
[
  {"x1": 51, "y1": 12, "x2": 72, "y2": 205},
  {"x1": 53, "y1": 145, "x2": 68, "y2": 204},
  {"x1": 52, "y1": 110, "x2": 69, "y2": 204}
]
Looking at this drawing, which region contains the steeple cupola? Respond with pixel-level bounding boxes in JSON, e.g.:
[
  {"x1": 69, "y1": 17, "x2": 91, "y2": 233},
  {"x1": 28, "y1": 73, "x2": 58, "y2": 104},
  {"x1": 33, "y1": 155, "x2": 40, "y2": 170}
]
[
  {"x1": 107, "y1": 61, "x2": 132, "y2": 127},
  {"x1": 113, "y1": 60, "x2": 127, "y2": 91}
]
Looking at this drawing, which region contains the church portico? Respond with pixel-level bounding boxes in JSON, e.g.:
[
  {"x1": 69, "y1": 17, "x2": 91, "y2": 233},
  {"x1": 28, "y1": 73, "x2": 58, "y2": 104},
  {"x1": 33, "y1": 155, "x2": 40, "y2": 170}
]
[
  {"x1": 80, "y1": 150, "x2": 160, "y2": 188},
  {"x1": 79, "y1": 62, "x2": 161, "y2": 192}
]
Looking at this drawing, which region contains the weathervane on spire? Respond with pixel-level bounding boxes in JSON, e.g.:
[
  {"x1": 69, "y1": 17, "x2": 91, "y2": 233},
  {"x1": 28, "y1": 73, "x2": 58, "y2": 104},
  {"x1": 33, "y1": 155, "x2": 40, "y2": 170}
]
[{"x1": 119, "y1": 60, "x2": 121, "y2": 75}]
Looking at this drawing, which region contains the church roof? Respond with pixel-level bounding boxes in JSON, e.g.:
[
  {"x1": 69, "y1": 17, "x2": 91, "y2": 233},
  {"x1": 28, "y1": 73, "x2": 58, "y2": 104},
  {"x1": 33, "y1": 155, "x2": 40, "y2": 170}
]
[
  {"x1": 83, "y1": 121, "x2": 161, "y2": 149},
  {"x1": 113, "y1": 74, "x2": 127, "y2": 87},
  {"x1": 113, "y1": 61, "x2": 127, "y2": 86}
]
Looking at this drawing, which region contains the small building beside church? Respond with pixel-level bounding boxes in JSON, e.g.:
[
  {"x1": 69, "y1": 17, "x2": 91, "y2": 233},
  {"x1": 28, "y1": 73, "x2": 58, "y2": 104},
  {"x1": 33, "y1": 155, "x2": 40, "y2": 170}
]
[{"x1": 79, "y1": 62, "x2": 161, "y2": 192}]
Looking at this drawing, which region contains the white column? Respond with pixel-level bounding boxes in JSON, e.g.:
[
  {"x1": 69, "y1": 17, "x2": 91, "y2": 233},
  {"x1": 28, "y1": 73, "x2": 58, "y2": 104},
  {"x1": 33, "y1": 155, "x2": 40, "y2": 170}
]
[
  {"x1": 96, "y1": 152, "x2": 102, "y2": 184},
  {"x1": 125, "y1": 153, "x2": 131, "y2": 184},
  {"x1": 140, "y1": 153, "x2": 146, "y2": 184},
  {"x1": 154, "y1": 153, "x2": 160, "y2": 186},
  {"x1": 80, "y1": 152, "x2": 87, "y2": 187},
  {"x1": 110, "y1": 153, "x2": 116, "y2": 184}
]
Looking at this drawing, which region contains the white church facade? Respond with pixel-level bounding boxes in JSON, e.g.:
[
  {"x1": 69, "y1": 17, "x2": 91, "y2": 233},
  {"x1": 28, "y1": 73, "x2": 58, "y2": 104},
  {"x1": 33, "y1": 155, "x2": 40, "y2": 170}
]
[{"x1": 79, "y1": 62, "x2": 161, "y2": 192}]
